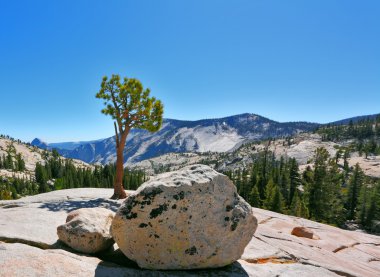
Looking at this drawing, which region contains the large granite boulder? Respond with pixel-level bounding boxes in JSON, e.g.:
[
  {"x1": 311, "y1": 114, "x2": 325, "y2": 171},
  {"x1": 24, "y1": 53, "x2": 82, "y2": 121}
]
[
  {"x1": 112, "y1": 164, "x2": 257, "y2": 270},
  {"x1": 57, "y1": 207, "x2": 115, "y2": 254}
]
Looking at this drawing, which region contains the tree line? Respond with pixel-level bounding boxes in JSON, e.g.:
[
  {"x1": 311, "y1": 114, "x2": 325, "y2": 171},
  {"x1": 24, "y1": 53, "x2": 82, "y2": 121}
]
[
  {"x1": 0, "y1": 150, "x2": 147, "y2": 200},
  {"x1": 316, "y1": 116, "x2": 380, "y2": 157},
  {"x1": 225, "y1": 147, "x2": 380, "y2": 233},
  {"x1": 0, "y1": 143, "x2": 26, "y2": 172}
]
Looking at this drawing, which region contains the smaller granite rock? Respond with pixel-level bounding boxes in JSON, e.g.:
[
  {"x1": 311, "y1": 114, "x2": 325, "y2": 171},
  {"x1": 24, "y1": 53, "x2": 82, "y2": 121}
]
[
  {"x1": 291, "y1": 226, "x2": 319, "y2": 240},
  {"x1": 57, "y1": 208, "x2": 115, "y2": 254}
]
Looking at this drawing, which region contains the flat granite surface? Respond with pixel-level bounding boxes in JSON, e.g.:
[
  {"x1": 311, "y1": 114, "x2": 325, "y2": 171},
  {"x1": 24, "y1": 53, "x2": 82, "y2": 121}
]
[{"x1": 1, "y1": 188, "x2": 379, "y2": 277}]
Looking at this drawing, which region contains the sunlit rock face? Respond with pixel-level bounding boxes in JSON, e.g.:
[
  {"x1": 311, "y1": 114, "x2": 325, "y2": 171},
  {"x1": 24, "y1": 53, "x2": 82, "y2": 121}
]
[
  {"x1": 112, "y1": 164, "x2": 257, "y2": 270},
  {"x1": 57, "y1": 207, "x2": 115, "y2": 254}
]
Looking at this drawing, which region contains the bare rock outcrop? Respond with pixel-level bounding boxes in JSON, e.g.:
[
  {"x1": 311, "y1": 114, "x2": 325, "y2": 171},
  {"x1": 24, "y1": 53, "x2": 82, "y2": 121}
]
[
  {"x1": 1, "y1": 187, "x2": 379, "y2": 276},
  {"x1": 112, "y1": 164, "x2": 258, "y2": 270},
  {"x1": 291, "y1": 226, "x2": 319, "y2": 239},
  {"x1": 57, "y1": 207, "x2": 115, "y2": 254}
]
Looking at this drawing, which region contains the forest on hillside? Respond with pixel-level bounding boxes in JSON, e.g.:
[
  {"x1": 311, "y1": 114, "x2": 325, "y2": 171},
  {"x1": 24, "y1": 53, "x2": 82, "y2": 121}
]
[
  {"x1": 224, "y1": 117, "x2": 380, "y2": 233},
  {"x1": 0, "y1": 149, "x2": 147, "y2": 200},
  {"x1": 225, "y1": 148, "x2": 380, "y2": 234},
  {"x1": 316, "y1": 115, "x2": 380, "y2": 156}
]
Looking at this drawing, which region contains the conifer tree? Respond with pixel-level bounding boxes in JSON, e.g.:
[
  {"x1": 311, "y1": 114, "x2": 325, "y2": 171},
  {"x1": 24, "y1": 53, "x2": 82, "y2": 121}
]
[
  {"x1": 15, "y1": 153, "x2": 25, "y2": 172},
  {"x1": 359, "y1": 182, "x2": 380, "y2": 231},
  {"x1": 308, "y1": 148, "x2": 329, "y2": 221},
  {"x1": 290, "y1": 191, "x2": 309, "y2": 218},
  {"x1": 35, "y1": 163, "x2": 48, "y2": 193},
  {"x1": 264, "y1": 178, "x2": 284, "y2": 213},
  {"x1": 325, "y1": 161, "x2": 345, "y2": 224},
  {"x1": 343, "y1": 149, "x2": 350, "y2": 173},
  {"x1": 249, "y1": 185, "x2": 261, "y2": 207},
  {"x1": 96, "y1": 74, "x2": 163, "y2": 199},
  {"x1": 5, "y1": 152, "x2": 13, "y2": 170},
  {"x1": 346, "y1": 164, "x2": 364, "y2": 220},
  {"x1": 288, "y1": 158, "x2": 301, "y2": 207}
]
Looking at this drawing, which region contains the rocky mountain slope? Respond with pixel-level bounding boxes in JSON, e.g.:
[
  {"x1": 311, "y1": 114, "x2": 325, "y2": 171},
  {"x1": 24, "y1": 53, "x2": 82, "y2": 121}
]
[
  {"x1": 0, "y1": 188, "x2": 379, "y2": 276},
  {"x1": 127, "y1": 133, "x2": 380, "y2": 178},
  {"x1": 0, "y1": 136, "x2": 92, "y2": 179},
  {"x1": 32, "y1": 113, "x2": 319, "y2": 165}
]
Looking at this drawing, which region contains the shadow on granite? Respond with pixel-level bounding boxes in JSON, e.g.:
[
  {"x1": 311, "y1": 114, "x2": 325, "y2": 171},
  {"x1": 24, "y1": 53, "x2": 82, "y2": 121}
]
[
  {"x1": 94, "y1": 261, "x2": 250, "y2": 277},
  {"x1": 38, "y1": 198, "x2": 121, "y2": 213},
  {"x1": 54, "y1": 240, "x2": 250, "y2": 277}
]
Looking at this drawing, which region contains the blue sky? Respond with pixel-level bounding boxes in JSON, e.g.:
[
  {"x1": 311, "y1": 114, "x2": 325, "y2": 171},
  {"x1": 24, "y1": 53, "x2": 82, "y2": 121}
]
[{"x1": 0, "y1": 0, "x2": 379, "y2": 142}]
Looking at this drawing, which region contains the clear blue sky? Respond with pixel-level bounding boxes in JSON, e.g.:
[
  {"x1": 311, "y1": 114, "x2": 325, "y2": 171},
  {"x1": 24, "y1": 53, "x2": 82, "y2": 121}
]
[{"x1": 0, "y1": 0, "x2": 379, "y2": 142}]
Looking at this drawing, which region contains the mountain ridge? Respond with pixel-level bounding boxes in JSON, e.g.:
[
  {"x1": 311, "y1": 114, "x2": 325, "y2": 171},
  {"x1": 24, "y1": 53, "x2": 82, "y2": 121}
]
[{"x1": 31, "y1": 112, "x2": 379, "y2": 165}]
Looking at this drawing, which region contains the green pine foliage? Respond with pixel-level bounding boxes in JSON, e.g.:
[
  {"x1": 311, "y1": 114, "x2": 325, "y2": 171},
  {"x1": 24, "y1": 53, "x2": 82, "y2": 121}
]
[
  {"x1": 226, "y1": 147, "x2": 379, "y2": 232},
  {"x1": 290, "y1": 191, "x2": 309, "y2": 218},
  {"x1": 0, "y1": 142, "x2": 26, "y2": 172},
  {"x1": 316, "y1": 116, "x2": 380, "y2": 156},
  {"x1": 0, "y1": 152, "x2": 147, "y2": 200},
  {"x1": 358, "y1": 181, "x2": 380, "y2": 233},
  {"x1": 248, "y1": 185, "x2": 261, "y2": 207},
  {"x1": 346, "y1": 164, "x2": 365, "y2": 220},
  {"x1": 264, "y1": 178, "x2": 285, "y2": 213},
  {"x1": 96, "y1": 74, "x2": 164, "y2": 199}
]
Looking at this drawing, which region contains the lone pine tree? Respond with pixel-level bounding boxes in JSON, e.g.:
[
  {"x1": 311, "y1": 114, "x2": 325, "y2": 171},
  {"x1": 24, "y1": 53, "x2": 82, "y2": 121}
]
[{"x1": 96, "y1": 74, "x2": 163, "y2": 199}]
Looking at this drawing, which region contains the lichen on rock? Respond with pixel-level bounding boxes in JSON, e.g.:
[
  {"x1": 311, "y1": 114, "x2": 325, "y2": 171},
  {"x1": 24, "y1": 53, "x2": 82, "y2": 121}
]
[{"x1": 112, "y1": 164, "x2": 258, "y2": 270}]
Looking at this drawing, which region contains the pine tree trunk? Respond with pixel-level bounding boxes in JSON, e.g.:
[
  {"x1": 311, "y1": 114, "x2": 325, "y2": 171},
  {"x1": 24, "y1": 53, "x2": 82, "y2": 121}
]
[{"x1": 111, "y1": 131, "x2": 128, "y2": 200}]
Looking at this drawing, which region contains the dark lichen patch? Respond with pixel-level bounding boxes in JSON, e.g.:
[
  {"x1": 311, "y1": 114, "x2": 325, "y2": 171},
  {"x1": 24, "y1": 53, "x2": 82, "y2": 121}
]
[
  {"x1": 226, "y1": 205, "x2": 233, "y2": 212},
  {"x1": 139, "y1": 223, "x2": 148, "y2": 228},
  {"x1": 230, "y1": 215, "x2": 241, "y2": 231},
  {"x1": 120, "y1": 195, "x2": 148, "y2": 219},
  {"x1": 231, "y1": 221, "x2": 238, "y2": 231},
  {"x1": 185, "y1": 246, "x2": 198, "y2": 255},
  {"x1": 150, "y1": 203, "x2": 169, "y2": 219},
  {"x1": 154, "y1": 234, "x2": 160, "y2": 238},
  {"x1": 141, "y1": 188, "x2": 163, "y2": 201},
  {"x1": 173, "y1": 191, "x2": 185, "y2": 200},
  {"x1": 171, "y1": 204, "x2": 177, "y2": 209},
  {"x1": 120, "y1": 199, "x2": 139, "y2": 220},
  {"x1": 122, "y1": 188, "x2": 165, "y2": 219},
  {"x1": 126, "y1": 212, "x2": 137, "y2": 220}
]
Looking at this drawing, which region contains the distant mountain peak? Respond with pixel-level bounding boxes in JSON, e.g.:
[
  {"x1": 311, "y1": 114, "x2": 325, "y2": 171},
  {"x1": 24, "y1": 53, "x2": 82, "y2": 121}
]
[
  {"x1": 31, "y1": 138, "x2": 45, "y2": 144},
  {"x1": 31, "y1": 138, "x2": 48, "y2": 149},
  {"x1": 31, "y1": 112, "x2": 379, "y2": 166}
]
